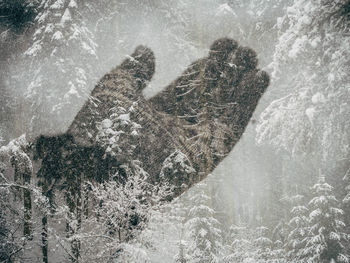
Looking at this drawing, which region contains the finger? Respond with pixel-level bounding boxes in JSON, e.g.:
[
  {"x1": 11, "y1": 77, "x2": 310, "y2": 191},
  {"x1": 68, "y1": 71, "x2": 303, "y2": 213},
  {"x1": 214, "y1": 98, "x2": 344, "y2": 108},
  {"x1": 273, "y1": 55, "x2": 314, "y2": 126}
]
[{"x1": 68, "y1": 46, "x2": 155, "y2": 146}]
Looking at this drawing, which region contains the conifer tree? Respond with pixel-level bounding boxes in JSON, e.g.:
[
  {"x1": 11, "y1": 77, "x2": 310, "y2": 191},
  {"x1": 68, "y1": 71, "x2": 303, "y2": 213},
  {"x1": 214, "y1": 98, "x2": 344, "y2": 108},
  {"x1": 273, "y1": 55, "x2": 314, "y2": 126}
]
[
  {"x1": 253, "y1": 226, "x2": 273, "y2": 262},
  {"x1": 175, "y1": 238, "x2": 190, "y2": 263},
  {"x1": 302, "y1": 176, "x2": 349, "y2": 262},
  {"x1": 223, "y1": 223, "x2": 256, "y2": 263},
  {"x1": 257, "y1": 0, "x2": 350, "y2": 169},
  {"x1": 285, "y1": 194, "x2": 309, "y2": 262},
  {"x1": 24, "y1": 0, "x2": 98, "y2": 137},
  {"x1": 185, "y1": 183, "x2": 223, "y2": 263}
]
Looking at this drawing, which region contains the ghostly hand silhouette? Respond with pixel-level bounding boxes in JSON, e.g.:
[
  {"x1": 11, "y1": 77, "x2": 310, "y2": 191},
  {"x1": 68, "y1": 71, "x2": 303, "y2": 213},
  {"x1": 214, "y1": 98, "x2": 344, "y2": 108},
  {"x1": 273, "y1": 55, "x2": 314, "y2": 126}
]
[
  {"x1": 31, "y1": 39, "x2": 269, "y2": 250},
  {"x1": 65, "y1": 37, "x2": 269, "y2": 196}
]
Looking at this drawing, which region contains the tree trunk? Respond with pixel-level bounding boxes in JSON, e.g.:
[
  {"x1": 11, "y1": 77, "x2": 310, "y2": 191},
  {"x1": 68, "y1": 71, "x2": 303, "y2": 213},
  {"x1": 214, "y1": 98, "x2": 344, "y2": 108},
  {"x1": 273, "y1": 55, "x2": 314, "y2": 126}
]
[
  {"x1": 42, "y1": 215, "x2": 48, "y2": 263},
  {"x1": 23, "y1": 189, "x2": 32, "y2": 238},
  {"x1": 11, "y1": 152, "x2": 33, "y2": 239},
  {"x1": 66, "y1": 172, "x2": 82, "y2": 263}
]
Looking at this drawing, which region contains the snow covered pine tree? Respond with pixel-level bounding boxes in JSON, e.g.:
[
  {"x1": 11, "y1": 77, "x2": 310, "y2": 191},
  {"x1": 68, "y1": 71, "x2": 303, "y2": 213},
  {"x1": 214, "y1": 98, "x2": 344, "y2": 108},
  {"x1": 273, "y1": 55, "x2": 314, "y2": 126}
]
[{"x1": 34, "y1": 37, "x2": 269, "y2": 234}]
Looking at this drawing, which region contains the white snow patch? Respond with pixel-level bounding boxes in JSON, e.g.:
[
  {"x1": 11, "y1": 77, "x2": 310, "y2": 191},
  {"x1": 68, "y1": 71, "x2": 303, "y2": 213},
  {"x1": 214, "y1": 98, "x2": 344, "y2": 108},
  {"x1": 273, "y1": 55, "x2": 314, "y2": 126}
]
[
  {"x1": 64, "y1": 82, "x2": 79, "y2": 99},
  {"x1": 310, "y1": 36, "x2": 321, "y2": 48},
  {"x1": 52, "y1": 31, "x2": 63, "y2": 41},
  {"x1": 328, "y1": 73, "x2": 335, "y2": 83},
  {"x1": 33, "y1": 27, "x2": 44, "y2": 38},
  {"x1": 81, "y1": 42, "x2": 96, "y2": 56},
  {"x1": 60, "y1": 8, "x2": 72, "y2": 25},
  {"x1": 299, "y1": 15, "x2": 312, "y2": 26},
  {"x1": 276, "y1": 16, "x2": 284, "y2": 29},
  {"x1": 68, "y1": 0, "x2": 77, "y2": 8},
  {"x1": 118, "y1": 113, "x2": 130, "y2": 124},
  {"x1": 50, "y1": 0, "x2": 65, "y2": 10},
  {"x1": 305, "y1": 107, "x2": 316, "y2": 124},
  {"x1": 216, "y1": 4, "x2": 236, "y2": 17},
  {"x1": 311, "y1": 92, "x2": 325, "y2": 104},
  {"x1": 38, "y1": 12, "x2": 49, "y2": 24},
  {"x1": 101, "y1": 119, "x2": 113, "y2": 129},
  {"x1": 25, "y1": 42, "x2": 42, "y2": 57},
  {"x1": 44, "y1": 23, "x2": 54, "y2": 34},
  {"x1": 160, "y1": 149, "x2": 195, "y2": 176},
  {"x1": 288, "y1": 35, "x2": 307, "y2": 58},
  {"x1": 0, "y1": 135, "x2": 30, "y2": 161},
  {"x1": 131, "y1": 130, "x2": 138, "y2": 136}
]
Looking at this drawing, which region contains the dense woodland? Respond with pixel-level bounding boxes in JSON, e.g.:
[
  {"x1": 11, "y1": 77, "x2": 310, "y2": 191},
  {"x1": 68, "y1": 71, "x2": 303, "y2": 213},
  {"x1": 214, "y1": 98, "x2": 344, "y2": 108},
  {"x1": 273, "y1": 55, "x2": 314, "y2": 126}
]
[{"x1": 1, "y1": 0, "x2": 350, "y2": 262}]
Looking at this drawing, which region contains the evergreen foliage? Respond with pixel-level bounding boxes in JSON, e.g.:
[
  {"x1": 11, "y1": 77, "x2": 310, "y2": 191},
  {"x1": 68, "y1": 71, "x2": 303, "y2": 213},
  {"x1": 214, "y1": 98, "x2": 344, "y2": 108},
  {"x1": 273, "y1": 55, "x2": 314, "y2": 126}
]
[
  {"x1": 185, "y1": 183, "x2": 223, "y2": 263},
  {"x1": 1, "y1": 0, "x2": 350, "y2": 262},
  {"x1": 302, "y1": 176, "x2": 349, "y2": 262}
]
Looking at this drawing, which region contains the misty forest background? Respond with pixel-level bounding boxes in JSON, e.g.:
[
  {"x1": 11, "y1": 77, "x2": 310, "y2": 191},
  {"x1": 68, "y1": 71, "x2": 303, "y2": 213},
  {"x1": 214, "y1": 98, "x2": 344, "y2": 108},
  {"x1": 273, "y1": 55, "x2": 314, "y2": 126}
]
[{"x1": 1, "y1": 0, "x2": 350, "y2": 262}]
